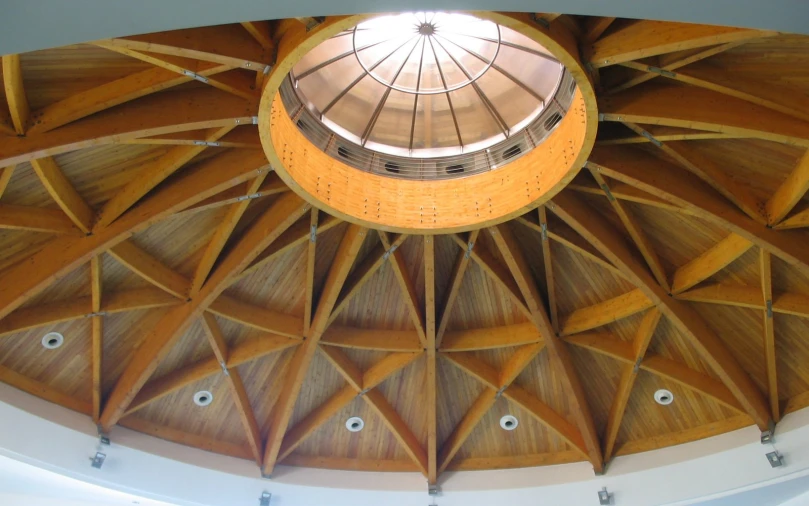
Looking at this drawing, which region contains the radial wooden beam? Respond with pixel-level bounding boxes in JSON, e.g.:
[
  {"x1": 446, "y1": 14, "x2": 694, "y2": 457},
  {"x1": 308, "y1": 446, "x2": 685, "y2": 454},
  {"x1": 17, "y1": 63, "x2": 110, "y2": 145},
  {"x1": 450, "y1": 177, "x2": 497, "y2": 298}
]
[
  {"x1": 208, "y1": 295, "x2": 304, "y2": 338},
  {"x1": 560, "y1": 289, "x2": 654, "y2": 336},
  {"x1": 489, "y1": 222, "x2": 604, "y2": 473},
  {"x1": 589, "y1": 146, "x2": 809, "y2": 282},
  {"x1": 550, "y1": 190, "x2": 772, "y2": 430},
  {"x1": 2, "y1": 55, "x2": 29, "y2": 135},
  {"x1": 102, "y1": 25, "x2": 272, "y2": 70},
  {"x1": 600, "y1": 84, "x2": 809, "y2": 147},
  {"x1": 537, "y1": 207, "x2": 559, "y2": 331},
  {"x1": 568, "y1": 178, "x2": 681, "y2": 213},
  {"x1": 590, "y1": 169, "x2": 669, "y2": 290},
  {"x1": 583, "y1": 17, "x2": 616, "y2": 43},
  {"x1": 126, "y1": 333, "x2": 299, "y2": 414},
  {"x1": 262, "y1": 224, "x2": 367, "y2": 477},
  {"x1": 760, "y1": 250, "x2": 779, "y2": 422},
  {"x1": 0, "y1": 287, "x2": 181, "y2": 338},
  {"x1": 90, "y1": 255, "x2": 103, "y2": 423},
  {"x1": 0, "y1": 166, "x2": 15, "y2": 199},
  {"x1": 99, "y1": 192, "x2": 309, "y2": 431},
  {"x1": 623, "y1": 124, "x2": 765, "y2": 224},
  {"x1": 0, "y1": 205, "x2": 83, "y2": 235},
  {"x1": 28, "y1": 63, "x2": 231, "y2": 135},
  {"x1": 671, "y1": 233, "x2": 754, "y2": 294},
  {"x1": 587, "y1": 21, "x2": 771, "y2": 68},
  {"x1": 108, "y1": 240, "x2": 191, "y2": 299},
  {"x1": 675, "y1": 284, "x2": 809, "y2": 318},
  {"x1": 424, "y1": 235, "x2": 438, "y2": 484},
  {"x1": 765, "y1": 150, "x2": 809, "y2": 226},
  {"x1": 303, "y1": 209, "x2": 318, "y2": 334},
  {"x1": 200, "y1": 312, "x2": 264, "y2": 466},
  {"x1": 241, "y1": 21, "x2": 275, "y2": 51},
  {"x1": 0, "y1": 87, "x2": 255, "y2": 168},
  {"x1": 97, "y1": 125, "x2": 234, "y2": 227},
  {"x1": 94, "y1": 44, "x2": 254, "y2": 101},
  {"x1": 603, "y1": 309, "x2": 661, "y2": 462},
  {"x1": 379, "y1": 232, "x2": 427, "y2": 346},
  {"x1": 0, "y1": 365, "x2": 92, "y2": 415},
  {"x1": 30, "y1": 156, "x2": 94, "y2": 233},
  {"x1": 606, "y1": 40, "x2": 756, "y2": 94},
  {"x1": 190, "y1": 171, "x2": 268, "y2": 295},
  {"x1": 436, "y1": 230, "x2": 479, "y2": 346}
]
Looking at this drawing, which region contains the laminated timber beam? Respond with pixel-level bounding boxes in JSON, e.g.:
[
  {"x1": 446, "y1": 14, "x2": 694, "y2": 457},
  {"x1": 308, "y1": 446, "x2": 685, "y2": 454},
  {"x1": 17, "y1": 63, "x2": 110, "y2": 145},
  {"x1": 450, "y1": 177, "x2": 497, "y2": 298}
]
[
  {"x1": 0, "y1": 149, "x2": 270, "y2": 322},
  {"x1": 550, "y1": 190, "x2": 772, "y2": 430},
  {"x1": 2, "y1": 54, "x2": 29, "y2": 135},
  {"x1": 99, "y1": 192, "x2": 310, "y2": 431},
  {"x1": 587, "y1": 146, "x2": 809, "y2": 279}
]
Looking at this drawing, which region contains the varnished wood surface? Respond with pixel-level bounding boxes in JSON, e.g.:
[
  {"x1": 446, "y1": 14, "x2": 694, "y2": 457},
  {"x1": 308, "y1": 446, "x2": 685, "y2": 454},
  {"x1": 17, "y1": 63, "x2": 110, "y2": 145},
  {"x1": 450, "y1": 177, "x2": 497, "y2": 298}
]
[{"x1": 1, "y1": 12, "x2": 809, "y2": 482}]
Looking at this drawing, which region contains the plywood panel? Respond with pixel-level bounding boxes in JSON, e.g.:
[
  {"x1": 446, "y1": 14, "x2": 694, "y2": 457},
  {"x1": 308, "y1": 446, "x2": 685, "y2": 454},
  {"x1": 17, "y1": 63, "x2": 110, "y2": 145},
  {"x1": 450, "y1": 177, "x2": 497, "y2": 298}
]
[
  {"x1": 336, "y1": 261, "x2": 414, "y2": 330},
  {"x1": 445, "y1": 260, "x2": 528, "y2": 330},
  {"x1": 437, "y1": 354, "x2": 486, "y2": 446},
  {"x1": 238, "y1": 346, "x2": 296, "y2": 436}
]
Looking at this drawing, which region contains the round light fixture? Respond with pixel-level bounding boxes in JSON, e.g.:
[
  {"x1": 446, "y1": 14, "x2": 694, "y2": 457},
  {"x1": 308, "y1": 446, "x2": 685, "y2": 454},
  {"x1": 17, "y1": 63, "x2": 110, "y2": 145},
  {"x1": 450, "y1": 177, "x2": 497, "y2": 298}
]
[
  {"x1": 500, "y1": 414, "x2": 519, "y2": 431},
  {"x1": 41, "y1": 332, "x2": 64, "y2": 349},
  {"x1": 193, "y1": 390, "x2": 214, "y2": 407},
  {"x1": 654, "y1": 389, "x2": 674, "y2": 405},
  {"x1": 346, "y1": 416, "x2": 364, "y2": 432}
]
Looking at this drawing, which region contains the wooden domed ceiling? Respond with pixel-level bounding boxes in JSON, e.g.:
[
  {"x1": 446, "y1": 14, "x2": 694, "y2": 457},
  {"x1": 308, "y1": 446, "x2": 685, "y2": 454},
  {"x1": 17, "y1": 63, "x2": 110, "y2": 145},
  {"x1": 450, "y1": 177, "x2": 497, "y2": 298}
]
[{"x1": 1, "y1": 12, "x2": 809, "y2": 486}]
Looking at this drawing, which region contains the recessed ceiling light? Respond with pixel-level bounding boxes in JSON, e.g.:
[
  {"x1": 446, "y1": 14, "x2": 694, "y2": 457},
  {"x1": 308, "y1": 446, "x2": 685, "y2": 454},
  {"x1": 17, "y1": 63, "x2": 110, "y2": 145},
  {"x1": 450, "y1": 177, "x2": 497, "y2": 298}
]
[
  {"x1": 500, "y1": 414, "x2": 519, "y2": 431},
  {"x1": 654, "y1": 389, "x2": 674, "y2": 405},
  {"x1": 193, "y1": 390, "x2": 213, "y2": 407},
  {"x1": 345, "y1": 416, "x2": 364, "y2": 432},
  {"x1": 41, "y1": 332, "x2": 64, "y2": 349}
]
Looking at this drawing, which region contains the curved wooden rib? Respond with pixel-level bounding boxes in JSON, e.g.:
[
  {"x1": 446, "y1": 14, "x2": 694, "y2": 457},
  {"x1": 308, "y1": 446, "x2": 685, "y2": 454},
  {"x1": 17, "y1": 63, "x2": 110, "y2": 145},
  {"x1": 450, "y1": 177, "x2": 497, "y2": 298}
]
[
  {"x1": 99, "y1": 192, "x2": 309, "y2": 430},
  {"x1": 550, "y1": 190, "x2": 771, "y2": 430}
]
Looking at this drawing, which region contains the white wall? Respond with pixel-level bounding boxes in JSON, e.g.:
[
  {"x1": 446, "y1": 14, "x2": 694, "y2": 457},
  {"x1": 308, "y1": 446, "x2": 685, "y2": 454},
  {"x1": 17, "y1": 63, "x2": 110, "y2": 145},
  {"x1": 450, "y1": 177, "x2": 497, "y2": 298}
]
[{"x1": 3, "y1": 382, "x2": 809, "y2": 506}]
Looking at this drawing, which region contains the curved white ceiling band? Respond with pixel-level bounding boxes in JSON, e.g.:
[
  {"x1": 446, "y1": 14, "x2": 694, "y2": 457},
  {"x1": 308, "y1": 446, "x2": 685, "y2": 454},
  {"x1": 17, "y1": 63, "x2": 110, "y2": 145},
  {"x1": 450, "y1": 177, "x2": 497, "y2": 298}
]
[
  {"x1": 2, "y1": 0, "x2": 809, "y2": 55},
  {"x1": 1, "y1": 382, "x2": 808, "y2": 506}
]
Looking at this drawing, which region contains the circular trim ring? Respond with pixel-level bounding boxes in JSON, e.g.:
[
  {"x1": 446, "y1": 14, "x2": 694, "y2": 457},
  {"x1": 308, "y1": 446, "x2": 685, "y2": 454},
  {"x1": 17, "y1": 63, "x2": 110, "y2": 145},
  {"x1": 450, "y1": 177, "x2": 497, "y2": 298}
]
[
  {"x1": 193, "y1": 390, "x2": 214, "y2": 407},
  {"x1": 345, "y1": 416, "x2": 365, "y2": 432},
  {"x1": 654, "y1": 389, "x2": 674, "y2": 406},
  {"x1": 500, "y1": 414, "x2": 519, "y2": 431},
  {"x1": 41, "y1": 332, "x2": 64, "y2": 349},
  {"x1": 260, "y1": 12, "x2": 598, "y2": 233}
]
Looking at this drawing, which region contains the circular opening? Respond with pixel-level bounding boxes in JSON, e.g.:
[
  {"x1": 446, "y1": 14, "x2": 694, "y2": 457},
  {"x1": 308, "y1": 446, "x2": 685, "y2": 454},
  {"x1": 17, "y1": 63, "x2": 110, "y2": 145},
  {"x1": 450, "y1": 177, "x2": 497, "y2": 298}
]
[
  {"x1": 41, "y1": 332, "x2": 64, "y2": 350},
  {"x1": 654, "y1": 389, "x2": 674, "y2": 406},
  {"x1": 345, "y1": 416, "x2": 364, "y2": 432},
  {"x1": 500, "y1": 414, "x2": 519, "y2": 431},
  {"x1": 193, "y1": 390, "x2": 214, "y2": 407}
]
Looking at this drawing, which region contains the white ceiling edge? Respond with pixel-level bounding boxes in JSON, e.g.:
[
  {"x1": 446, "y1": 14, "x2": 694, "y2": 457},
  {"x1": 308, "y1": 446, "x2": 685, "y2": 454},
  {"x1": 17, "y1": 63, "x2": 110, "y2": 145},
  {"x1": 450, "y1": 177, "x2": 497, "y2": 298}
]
[
  {"x1": 1, "y1": 0, "x2": 809, "y2": 56},
  {"x1": 2, "y1": 382, "x2": 809, "y2": 506}
]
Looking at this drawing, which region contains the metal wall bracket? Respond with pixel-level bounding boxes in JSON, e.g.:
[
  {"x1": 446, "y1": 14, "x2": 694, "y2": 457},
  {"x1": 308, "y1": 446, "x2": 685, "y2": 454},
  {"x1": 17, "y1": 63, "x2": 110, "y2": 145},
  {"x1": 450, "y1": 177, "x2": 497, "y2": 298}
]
[
  {"x1": 495, "y1": 386, "x2": 507, "y2": 398},
  {"x1": 600, "y1": 184, "x2": 616, "y2": 202},
  {"x1": 90, "y1": 451, "x2": 106, "y2": 469},
  {"x1": 767, "y1": 451, "x2": 784, "y2": 468},
  {"x1": 598, "y1": 487, "x2": 613, "y2": 504},
  {"x1": 766, "y1": 300, "x2": 774, "y2": 318},
  {"x1": 181, "y1": 69, "x2": 209, "y2": 83},
  {"x1": 96, "y1": 426, "x2": 110, "y2": 446},
  {"x1": 761, "y1": 419, "x2": 776, "y2": 444},
  {"x1": 220, "y1": 361, "x2": 230, "y2": 376},
  {"x1": 259, "y1": 491, "x2": 272, "y2": 505},
  {"x1": 301, "y1": 16, "x2": 325, "y2": 31},
  {"x1": 540, "y1": 222, "x2": 548, "y2": 241},
  {"x1": 310, "y1": 224, "x2": 318, "y2": 243},
  {"x1": 252, "y1": 116, "x2": 259, "y2": 125},
  {"x1": 85, "y1": 311, "x2": 107, "y2": 318},
  {"x1": 428, "y1": 484, "x2": 441, "y2": 496},
  {"x1": 639, "y1": 129, "x2": 663, "y2": 147},
  {"x1": 632, "y1": 357, "x2": 642, "y2": 374},
  {"x1": 598, "y1": 113, "x2": 606, "y2": 122},
  {"x1": 193, "y1": 140, "x2": 221, "y2": 147},
  {"x1": 647, "y1": 66, "x2": 677, "y2": 78}
]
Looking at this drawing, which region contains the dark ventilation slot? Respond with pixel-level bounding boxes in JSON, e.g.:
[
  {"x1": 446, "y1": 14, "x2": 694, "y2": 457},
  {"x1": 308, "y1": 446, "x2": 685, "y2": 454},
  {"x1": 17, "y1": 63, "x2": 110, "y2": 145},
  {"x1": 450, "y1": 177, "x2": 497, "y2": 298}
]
[
  {"x1": 569, "y1": 80, "x2": 577, "y2": 94},
  {"x1": 446, "y1": 164, "x2": 464, "y2": 174},
  {"x1": 337, "y1": 146, "x2": 350, "y2": 159},
  {"x1": 544, "y1": 112, "x2": 563, "y2": 131},
  {"x1": 384, "y1": 162, "x2": 400, "y2": 174},
  {"x1": 503, "y1": 145, "x2": 522, "y2": 160}
]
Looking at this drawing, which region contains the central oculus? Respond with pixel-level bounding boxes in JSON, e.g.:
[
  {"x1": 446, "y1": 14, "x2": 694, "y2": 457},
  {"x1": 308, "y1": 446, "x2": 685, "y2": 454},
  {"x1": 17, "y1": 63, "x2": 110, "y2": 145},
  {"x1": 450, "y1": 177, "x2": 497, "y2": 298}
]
[
  {"x1": 261, "y1": 12, "x2": 596, "y2": 232},
  {"x1": 287, "y1": 12, "x2": 567, "y2": 162}
]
